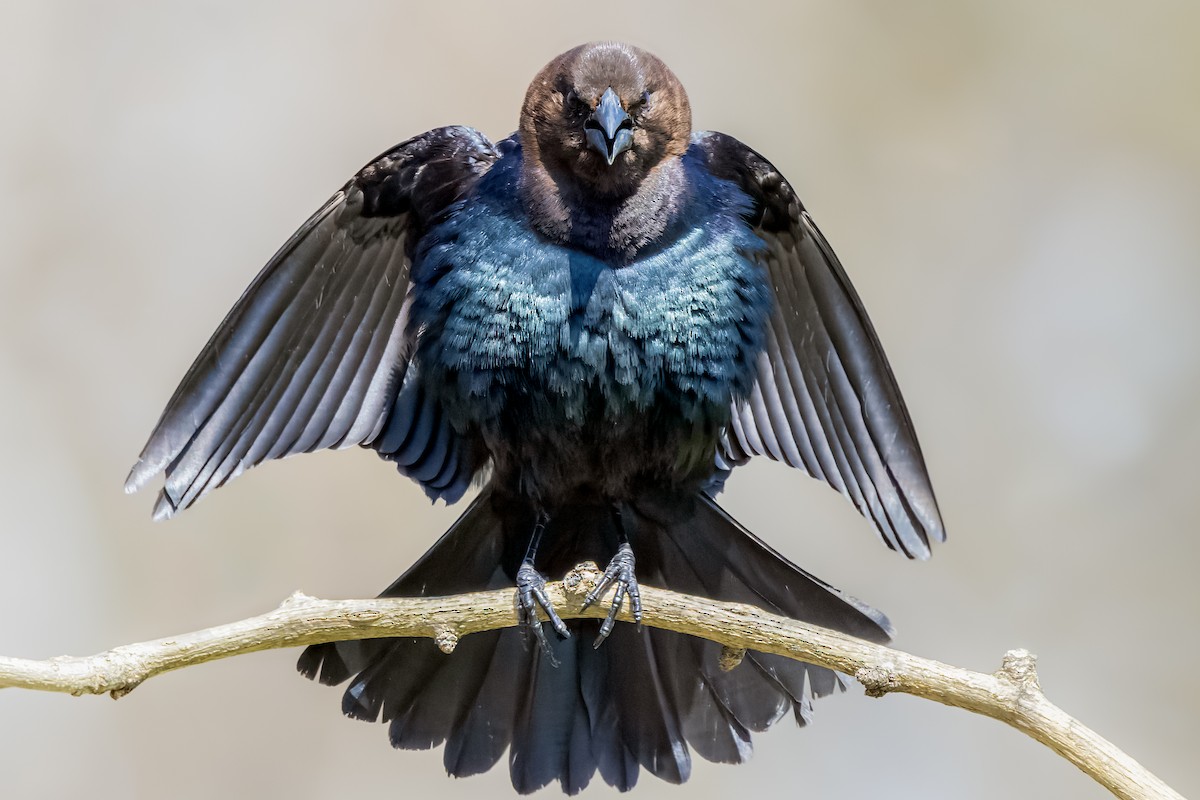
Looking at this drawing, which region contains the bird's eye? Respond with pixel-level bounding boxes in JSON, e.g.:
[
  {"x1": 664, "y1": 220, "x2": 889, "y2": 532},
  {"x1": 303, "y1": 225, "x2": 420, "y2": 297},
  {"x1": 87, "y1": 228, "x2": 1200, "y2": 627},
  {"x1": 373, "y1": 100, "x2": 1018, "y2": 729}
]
[
  {"x1": 629, "y1": 91, "x2": 651, "y2": 116},
  {"x1": 564, "y1": 90, "x2": 586, "y2": 114}
]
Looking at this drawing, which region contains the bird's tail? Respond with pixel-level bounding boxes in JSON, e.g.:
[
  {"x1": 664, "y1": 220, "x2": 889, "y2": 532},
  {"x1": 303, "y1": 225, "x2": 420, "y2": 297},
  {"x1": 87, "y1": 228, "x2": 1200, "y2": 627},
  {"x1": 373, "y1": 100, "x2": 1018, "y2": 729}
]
[{"x1": 297, "y1": 487, "x2": 892, "y2": 794}]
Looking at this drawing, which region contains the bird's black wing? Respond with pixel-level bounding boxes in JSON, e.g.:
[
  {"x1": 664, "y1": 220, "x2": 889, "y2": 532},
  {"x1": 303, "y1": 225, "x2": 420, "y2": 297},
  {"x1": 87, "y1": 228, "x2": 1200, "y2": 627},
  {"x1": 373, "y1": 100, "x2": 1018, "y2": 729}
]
[
  {"x1": 695, "y1": 131, "x2": 944, "y2": 558},
  {"x1": 126, "y1": 126, "x2": 500, "y2": 519}
]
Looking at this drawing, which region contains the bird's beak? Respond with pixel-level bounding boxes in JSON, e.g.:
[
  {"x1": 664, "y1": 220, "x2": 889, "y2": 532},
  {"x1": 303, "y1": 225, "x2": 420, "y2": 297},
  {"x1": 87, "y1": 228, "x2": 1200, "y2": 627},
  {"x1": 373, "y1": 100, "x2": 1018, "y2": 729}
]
[{"x1": 585, "y1": 87, "x2": 633, "y2": 166}]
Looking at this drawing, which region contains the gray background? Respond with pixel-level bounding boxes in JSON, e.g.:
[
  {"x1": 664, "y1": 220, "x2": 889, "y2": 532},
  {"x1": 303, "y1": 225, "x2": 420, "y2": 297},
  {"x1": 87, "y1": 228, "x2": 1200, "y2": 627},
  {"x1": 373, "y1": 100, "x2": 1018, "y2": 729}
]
[{"x1": 2, "y1": 1, "x2": 1197, "y2": 798}]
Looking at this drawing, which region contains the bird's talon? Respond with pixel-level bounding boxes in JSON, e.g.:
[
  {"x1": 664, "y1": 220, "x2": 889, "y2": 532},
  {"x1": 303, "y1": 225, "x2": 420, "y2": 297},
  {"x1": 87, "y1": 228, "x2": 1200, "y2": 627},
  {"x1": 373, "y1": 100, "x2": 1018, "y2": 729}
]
[
  {"x1": 629, "y1": 583, "x2": 643, "y2": 624},
  {"x1": 581, "y1": 575, "x2": 613, "y2": 610},
  {"x1": 590, "y1": 543, "x2": 640, "y2": 648},
  {"x1": 516, "y1": 561, "x2": 570, "y2": 662}
]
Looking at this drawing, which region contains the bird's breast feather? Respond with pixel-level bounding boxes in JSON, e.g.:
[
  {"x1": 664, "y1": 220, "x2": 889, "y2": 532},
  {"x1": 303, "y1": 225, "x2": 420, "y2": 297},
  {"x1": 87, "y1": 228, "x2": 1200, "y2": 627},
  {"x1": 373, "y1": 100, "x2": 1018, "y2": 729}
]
[{"x1": 409, "y1": 177, "x2": 771, "y2": 421}]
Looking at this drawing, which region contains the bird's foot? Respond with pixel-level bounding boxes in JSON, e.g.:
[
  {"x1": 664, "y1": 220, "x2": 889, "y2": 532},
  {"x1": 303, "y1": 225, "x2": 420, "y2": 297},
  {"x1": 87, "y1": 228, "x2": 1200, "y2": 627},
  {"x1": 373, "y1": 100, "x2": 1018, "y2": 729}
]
[
  {"x1": 582, "y1": 542, "x2": 642, "y2": 648},
  {"x1": 516, "y1": 559, "x2": 571, "y2": 663}
]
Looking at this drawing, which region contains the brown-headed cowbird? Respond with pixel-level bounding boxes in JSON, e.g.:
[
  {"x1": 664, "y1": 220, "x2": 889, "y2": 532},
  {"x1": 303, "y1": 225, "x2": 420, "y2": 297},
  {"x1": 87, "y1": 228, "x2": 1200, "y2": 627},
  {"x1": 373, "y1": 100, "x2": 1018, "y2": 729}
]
[{"x1": 127, "y1": 42, "x2": 944, "y2": 793}]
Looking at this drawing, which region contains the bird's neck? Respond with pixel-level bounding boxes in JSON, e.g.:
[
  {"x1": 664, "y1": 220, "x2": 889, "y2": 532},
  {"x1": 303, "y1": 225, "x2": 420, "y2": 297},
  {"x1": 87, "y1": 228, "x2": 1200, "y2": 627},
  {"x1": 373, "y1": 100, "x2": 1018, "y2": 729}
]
[{"x1": 519, "y1": 155, "x2": 688, "y2": 260}]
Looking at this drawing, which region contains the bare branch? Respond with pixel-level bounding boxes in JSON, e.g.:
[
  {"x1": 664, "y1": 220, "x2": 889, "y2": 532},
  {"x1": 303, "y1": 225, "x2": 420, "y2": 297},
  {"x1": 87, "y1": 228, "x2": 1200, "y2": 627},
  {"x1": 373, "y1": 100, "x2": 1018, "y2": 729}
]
[{"x1": 0, "y1": 563, "x2": 1183, "y2": 800}]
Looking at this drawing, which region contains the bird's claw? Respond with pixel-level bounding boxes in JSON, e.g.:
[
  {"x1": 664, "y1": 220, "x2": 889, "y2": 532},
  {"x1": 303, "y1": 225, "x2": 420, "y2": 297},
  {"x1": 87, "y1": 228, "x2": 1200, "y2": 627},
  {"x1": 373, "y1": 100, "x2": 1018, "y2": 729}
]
[
  {"x1": 582, "y1": 542, "x2": 642, "y2": 648},
  {"x1": 516, "y1": 559, "x2": 571, "y2": 663}
]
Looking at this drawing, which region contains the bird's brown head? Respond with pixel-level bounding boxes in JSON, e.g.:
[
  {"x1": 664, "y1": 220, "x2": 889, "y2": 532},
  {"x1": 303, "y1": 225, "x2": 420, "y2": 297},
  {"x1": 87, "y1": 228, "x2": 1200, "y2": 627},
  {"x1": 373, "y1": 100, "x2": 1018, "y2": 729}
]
[{"x1": 520, "y1": 42, "x2": 692, "y2": 198}]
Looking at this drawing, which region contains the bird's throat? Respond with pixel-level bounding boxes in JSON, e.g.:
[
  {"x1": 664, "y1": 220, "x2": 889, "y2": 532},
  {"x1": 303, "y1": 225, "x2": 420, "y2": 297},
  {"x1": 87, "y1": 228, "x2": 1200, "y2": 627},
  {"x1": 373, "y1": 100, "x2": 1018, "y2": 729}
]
[{"x1": 520, "y1": 154, "x2": 687, "y2": 259}]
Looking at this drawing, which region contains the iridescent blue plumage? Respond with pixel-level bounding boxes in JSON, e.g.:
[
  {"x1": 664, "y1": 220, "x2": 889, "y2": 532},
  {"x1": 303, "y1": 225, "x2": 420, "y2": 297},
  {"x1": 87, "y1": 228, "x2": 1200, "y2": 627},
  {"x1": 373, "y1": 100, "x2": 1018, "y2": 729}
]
[{"x1": 400, "y1": 144, "x2": 769, "y2": 501}]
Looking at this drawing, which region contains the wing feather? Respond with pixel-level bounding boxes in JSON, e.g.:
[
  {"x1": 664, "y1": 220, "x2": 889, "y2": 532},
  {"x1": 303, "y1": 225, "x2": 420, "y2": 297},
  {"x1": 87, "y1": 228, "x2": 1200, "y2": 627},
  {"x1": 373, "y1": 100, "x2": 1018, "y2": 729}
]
[
  {"x1": 127, "y1": 126, "x2": 499, "y2": 517},
  {"x1": 695, "y1": 131, "x2": 945, "y2": 557}
]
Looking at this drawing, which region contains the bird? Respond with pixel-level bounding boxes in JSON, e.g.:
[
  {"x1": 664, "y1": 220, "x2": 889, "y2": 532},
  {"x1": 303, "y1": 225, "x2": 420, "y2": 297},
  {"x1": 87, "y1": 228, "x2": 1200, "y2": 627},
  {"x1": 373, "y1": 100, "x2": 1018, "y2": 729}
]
[{"x1": 126, "y1": 41, "x2": 944, "y2": 794}]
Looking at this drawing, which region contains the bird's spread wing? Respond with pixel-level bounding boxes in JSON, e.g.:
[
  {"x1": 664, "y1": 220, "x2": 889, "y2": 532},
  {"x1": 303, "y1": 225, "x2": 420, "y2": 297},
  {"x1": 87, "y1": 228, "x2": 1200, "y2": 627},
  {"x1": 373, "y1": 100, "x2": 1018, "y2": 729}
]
[
  {"x1": 695, "y1": 131, "x2": 945, "y2": 558},
  {"x1": 126, "y1": 126, "x2": 500, "y2": 519}
]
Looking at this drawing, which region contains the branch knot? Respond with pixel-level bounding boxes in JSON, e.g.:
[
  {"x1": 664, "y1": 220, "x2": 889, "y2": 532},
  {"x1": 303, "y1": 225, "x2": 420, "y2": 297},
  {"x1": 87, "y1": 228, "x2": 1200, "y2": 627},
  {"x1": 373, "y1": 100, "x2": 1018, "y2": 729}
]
[
  {"x1": 562, "y1": 561, "x2": 603, "y2": 600},
  {"x1": 855, "y1": 663, "x2": 901, "y2": 697},
  {"x1": 997, "y1": 648, "x2": 1041, "y2": 693},
  {"x1": 718, "y1": 646, "x2": 747, "y2": 672},
  {"x1": 434, "y1": 628, "x2": 459, "y2": 654}
]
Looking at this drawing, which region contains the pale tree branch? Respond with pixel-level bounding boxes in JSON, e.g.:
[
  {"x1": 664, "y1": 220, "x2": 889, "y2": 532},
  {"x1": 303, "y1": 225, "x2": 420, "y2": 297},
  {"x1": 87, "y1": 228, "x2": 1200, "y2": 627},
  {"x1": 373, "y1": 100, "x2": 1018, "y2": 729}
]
[{"x1": 0, "y1": 563, "x2": 1184, "y2": 800}]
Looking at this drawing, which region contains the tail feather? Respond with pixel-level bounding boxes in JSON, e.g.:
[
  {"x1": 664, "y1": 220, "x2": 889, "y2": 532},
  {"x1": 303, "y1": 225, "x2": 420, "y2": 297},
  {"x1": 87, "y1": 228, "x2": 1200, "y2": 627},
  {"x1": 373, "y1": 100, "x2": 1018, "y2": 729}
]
[
  {"x1": 442, "y1": 629, "x2": 524, "y2": 777},
  {"x1": 577, "y1": 637, "x2": 639, "y2": 791},
  {"x1": 297, "y1": 486, "x2": 892, "y2": 793},
  {"x1": 298, "y1": 490, "x2": 510, "y2": 688},
  {"x1": 661, "y1": 633, "x2": 753, "y2": 764},
  {"x1": 643, "y1": 510, "x2": 803, "y2": 733},
  {"x1": 510, "y1": 634, "x2": 582, "y2": 792},
  {"x1": 642, "y1": 493, "x2": 893, "y2": 639},
  {"x1": 338, "y1": 639, "x2": 439, "y2": 723},
  {"x1": 390, "y1": 631, "x2": 506, "y2": 750},
  {"x1": 607, "y1": 623, "x2": 691, "y2": 784},
  {"x1": 564, "y1": 677, "x2": 598, "y2": 794}
]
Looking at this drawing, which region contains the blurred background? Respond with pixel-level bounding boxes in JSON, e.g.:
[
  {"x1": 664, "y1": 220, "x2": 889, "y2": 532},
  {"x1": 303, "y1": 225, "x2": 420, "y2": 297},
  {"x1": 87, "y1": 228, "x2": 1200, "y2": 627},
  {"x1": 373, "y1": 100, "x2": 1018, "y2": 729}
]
[{"x1": 2, "y1": 1, "x2": 1197, "y2": 797}]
